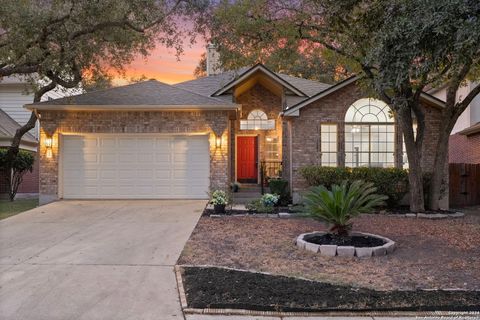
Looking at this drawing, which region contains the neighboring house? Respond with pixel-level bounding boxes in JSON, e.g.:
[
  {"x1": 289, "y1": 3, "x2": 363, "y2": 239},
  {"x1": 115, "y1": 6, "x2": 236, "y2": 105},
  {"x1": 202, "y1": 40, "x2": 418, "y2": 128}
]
[
  {"x1": 27, "y1": 63, "x2": 446, "y2": 206},
  {"x1": 0, "y1": 76, "x2": 79, "y2": 197},
  {"x1": 0, "y1": 109, "x2": 39, "y2": 198},
  {"x1": 449, "y1": 123, "x2": 480, "y2": 164},
  {"x1": 0, "y1": 76, "x2": 72, "y2": 138},
  {"x1": 429, "y1": 81, "x2": 480, "y2": 164}
]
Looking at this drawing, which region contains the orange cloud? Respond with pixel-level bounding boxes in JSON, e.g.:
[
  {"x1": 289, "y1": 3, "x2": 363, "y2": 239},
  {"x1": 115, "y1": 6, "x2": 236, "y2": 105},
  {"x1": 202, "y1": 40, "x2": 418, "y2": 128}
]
[{"x1": 117, "y1": 39, "x2": 206, "y2": 85}]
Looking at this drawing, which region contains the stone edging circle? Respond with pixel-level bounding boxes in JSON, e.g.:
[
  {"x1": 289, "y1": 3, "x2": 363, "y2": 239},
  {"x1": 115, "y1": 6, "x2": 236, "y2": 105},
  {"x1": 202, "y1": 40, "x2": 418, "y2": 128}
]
[{"x1": 296, "y1": 231, "x2": 396, "y2": 258}]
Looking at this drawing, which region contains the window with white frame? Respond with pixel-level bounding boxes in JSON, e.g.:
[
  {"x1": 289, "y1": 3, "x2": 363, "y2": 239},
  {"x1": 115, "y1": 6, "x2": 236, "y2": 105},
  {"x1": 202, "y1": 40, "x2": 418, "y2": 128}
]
[
  {"x1": 265, "y1": 136, "x2": 280, "y2": 160},
  {"x1": 320, "y1": 124, "x2": 337, "y2": 167},
  {"x1": 240, "y1": 109, "x2": 275, "y2": 130},
  {"x1": 344, "y1": 98, "x2": 395, "y2": 168}
]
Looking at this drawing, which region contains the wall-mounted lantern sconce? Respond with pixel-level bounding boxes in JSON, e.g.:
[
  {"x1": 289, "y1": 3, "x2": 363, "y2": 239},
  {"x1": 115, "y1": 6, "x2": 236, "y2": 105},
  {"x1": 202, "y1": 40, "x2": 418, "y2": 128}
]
[
  {"x1": 44, "y1": 136, "x2": 53, "y2": 158},
  {"x1": 215, "y1": 135, "x2": 222, "y2": 149}
]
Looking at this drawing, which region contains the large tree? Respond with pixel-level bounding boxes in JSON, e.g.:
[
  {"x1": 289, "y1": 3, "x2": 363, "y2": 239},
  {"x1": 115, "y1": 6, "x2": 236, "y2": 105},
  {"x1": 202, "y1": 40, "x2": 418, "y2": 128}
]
[
  {"x1": 0, "y1": 0, "x2": 207, "y2": 162},
  {"x1": 203, "y1": 0, "x2": 480, "y2": 212}
]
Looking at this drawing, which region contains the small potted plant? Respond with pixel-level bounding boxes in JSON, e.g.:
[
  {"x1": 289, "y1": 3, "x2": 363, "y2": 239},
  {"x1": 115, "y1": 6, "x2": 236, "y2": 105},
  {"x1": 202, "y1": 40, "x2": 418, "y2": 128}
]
[
  {"x1": 210, "y1": 190, "x2": 228, "y2": 214},
  {"x1": 230, "y1": 182, "x2": 240, "y2": 193}
]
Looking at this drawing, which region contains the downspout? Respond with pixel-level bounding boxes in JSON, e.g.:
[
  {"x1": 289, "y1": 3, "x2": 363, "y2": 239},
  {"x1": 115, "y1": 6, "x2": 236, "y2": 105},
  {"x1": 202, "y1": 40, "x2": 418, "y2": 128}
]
[{"x1": 288, "y1": 119, "x2": 293, "y2": 195}]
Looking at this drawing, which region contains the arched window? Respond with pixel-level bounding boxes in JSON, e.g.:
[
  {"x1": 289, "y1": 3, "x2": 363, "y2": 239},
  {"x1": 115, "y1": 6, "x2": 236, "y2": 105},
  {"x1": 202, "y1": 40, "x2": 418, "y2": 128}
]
[
  {"x1": 240, "y1": 109, "x2": 275, "y2": 130},
  {"x1": 344, "y1": 98, "x2": 395, "y2": 168}
]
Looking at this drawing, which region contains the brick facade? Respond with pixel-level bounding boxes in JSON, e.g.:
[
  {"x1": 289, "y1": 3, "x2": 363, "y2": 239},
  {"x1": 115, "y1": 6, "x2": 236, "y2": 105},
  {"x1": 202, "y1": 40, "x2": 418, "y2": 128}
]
[
  {"x1": 38, "y1": 110, "x2": 230, "y2": 204},
  {"x1": 232, "y1": 84, "x2": 283, "y2": 181},
  {"x1": 282, "y1": 82, "x2": 446, "y2": 203},
  {"x1": 449, "y1": 132, "x2": 480, "y2": 164}
]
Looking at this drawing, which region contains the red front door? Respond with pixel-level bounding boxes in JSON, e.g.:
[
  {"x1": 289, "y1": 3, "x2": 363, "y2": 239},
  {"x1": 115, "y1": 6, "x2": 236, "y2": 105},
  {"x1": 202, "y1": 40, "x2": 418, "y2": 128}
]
[{"x1": 237, "y1": 136, "x2": 258, "y2": 183}]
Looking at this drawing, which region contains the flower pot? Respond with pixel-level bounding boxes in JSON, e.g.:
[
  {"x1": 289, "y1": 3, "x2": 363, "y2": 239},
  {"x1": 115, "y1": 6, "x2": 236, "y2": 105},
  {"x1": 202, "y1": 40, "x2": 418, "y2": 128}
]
[{"x1": 213, "y1": 204, "x2": 226, "y2": 214}]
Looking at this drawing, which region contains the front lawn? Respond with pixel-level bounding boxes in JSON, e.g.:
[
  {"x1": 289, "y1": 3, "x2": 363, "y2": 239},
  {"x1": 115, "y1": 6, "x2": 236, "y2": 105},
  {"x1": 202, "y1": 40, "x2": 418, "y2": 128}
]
[
  {"x1": 178, "y1": 213, "x2": 480, "y2": 291},
  {"x1": 0, "y1": 198, "x2": 38, "y2": 220}
]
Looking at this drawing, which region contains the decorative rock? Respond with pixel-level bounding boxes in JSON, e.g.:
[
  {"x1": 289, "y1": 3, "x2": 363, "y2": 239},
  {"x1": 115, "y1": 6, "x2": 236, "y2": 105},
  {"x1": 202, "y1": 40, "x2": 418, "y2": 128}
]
[
  {"x1": 278, "y1": 212, "x2": 291, "y2": 218},
  {"x1": 336, "y1": 246, "x2": 355, "y2": 257},
  {"x1": 210, "y1": 214, "x2": 222, "y2": 218},
  {"x1": 405, "y1": 213, "x2": 417, "y2": 217},
  {"x1": 372, "y1": 246, "x2": 387, "y2": 256},
  {"x1": 296, "y1": 239, "x2": 307, "y2": 249},
  {"x1": 305, "y1": 242, "x2": 320, "y2": 253},
  {"x1": 384, "y1": 241, "x2": 396, "y2": 253},
  {"x1": 319, "y1": 245, "x2": 337, "y2": 256},
  {"x1": 355, "y1": 247, "x2": 373, "y2": 258},
  {"x1": 451, "y1": 212, "x2": 465, "y2": 218}
]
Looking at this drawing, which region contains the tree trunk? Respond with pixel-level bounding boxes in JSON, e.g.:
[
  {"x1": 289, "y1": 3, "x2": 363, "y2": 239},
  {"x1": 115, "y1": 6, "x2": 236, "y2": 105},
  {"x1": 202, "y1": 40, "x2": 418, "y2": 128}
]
[
  {"x1": 397, "y1": 107, "x2": 425, "y2": 212},
  {"x1": 6, "y1": 111, "x2": 38, "y2": 164},
  {"x1": 428, "y1": 125, "x2": 450, "y2": 210}
]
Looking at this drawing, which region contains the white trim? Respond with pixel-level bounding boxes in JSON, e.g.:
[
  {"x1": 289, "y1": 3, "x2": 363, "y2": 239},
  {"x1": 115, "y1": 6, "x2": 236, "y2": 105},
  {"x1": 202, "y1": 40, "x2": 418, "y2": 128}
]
[
  {"x1": 234, "y1": 134, "x2": 260, "y2": 183},
  {"x1": 212, "y1": 64, "x2": 307, "y2": 97},
  {"x1": 283, "y1": 76, "x2": 359, "y2": 116},
  {"x1": 419, "y1": 93, "x2": 446, "y2": 108},
  {"x1": 25, "y1": 104, "x2": 240, "y2": 111}
]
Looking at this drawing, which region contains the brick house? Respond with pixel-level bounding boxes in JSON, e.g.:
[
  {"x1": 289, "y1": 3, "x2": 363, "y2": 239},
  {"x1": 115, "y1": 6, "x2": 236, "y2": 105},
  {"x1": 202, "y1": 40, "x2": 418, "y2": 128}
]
[
  {"x1": 27, "y1": 64, "x2": 446, "y2": 205},
  {"x1": 449, "y1": 123, "x2": 480, "y2": 164}
]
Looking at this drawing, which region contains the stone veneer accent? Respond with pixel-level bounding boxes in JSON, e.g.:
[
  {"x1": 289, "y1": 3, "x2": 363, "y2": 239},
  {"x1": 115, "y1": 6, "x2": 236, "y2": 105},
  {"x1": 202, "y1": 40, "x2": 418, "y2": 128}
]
[
  {"x1": 283, "y1": 82, "x2": 447, "y2": 204},
  {"x1": 38, "y1": 110, "x2": 231, "y2": 204}
]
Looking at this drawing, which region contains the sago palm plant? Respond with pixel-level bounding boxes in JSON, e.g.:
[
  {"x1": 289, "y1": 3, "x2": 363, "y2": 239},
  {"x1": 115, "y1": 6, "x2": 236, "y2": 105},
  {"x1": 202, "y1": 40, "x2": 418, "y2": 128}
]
[{"x1": 303, "y1": 180, "x2": 387, "y2": 237}]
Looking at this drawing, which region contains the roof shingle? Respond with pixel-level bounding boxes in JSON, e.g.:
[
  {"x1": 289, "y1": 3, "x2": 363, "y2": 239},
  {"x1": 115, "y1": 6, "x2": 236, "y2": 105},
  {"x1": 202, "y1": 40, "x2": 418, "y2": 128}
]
[{"x1": 29, "y1": 80, "x2": 236, "y2": 107}]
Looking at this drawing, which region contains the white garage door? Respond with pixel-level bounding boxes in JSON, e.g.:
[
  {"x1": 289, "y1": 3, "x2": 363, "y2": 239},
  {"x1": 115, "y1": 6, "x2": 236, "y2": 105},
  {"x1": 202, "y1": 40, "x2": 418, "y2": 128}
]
[{"x1": 61, "y1": 134, "x2": 210, "y2": 199}]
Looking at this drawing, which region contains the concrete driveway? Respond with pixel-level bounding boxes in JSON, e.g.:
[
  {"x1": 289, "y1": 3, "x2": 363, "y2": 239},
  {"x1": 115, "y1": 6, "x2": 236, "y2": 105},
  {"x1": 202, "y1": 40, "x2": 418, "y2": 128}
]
[{"x1": 0, "y1": 200, "x2": 204, "y2": 320}]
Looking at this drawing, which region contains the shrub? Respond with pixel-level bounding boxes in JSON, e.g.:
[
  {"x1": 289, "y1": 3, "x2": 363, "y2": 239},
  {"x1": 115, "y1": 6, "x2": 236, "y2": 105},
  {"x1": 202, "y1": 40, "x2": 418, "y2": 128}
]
[
  {"x1": 0, "y1": 149, "x2": 35, "y2": 201},
  {"x1": 210, "y1": 190, "x2": 228, "y2": 205},
  {"x1": 351, "y1": 167, "x2": 409, "y2": 208},
  {"x1": 299, "y1": 166, "x2": 350, "y2": 188},
  {"x1": 299, "y1": 166, "x2": 409, "y2": 208},
  {"x1": 303, "y1": 180, "x2": 387, "y2": 237},
  {"x1": 268, "y1": 178, "x2": 290, "y2": 205},
  {"x1": 246, "y1": 193, "x2": 279, "y2": 213}
]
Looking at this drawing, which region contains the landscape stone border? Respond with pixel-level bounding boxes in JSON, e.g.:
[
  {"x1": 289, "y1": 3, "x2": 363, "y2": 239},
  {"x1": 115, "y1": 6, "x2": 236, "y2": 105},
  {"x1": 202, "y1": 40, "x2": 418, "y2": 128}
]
[
  {"x1": 403, "y1": 212, "x2": 464, "y2": 219},
  {"x1": 296, "y1": 231, "x2": 396, "y2": 258}
]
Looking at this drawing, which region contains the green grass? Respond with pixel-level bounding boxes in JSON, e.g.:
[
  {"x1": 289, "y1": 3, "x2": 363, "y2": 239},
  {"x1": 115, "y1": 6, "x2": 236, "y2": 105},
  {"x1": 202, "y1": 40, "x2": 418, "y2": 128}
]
[{"x1": 0, "y1": 198, "x2": 38, "y2": 220}]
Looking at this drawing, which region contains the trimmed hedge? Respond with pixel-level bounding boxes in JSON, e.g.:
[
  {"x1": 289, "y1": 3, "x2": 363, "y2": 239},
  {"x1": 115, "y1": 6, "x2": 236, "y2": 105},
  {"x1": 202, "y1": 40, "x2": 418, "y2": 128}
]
[{"x1": 299, "y1": 166, "x2": 409, "y2": 208}]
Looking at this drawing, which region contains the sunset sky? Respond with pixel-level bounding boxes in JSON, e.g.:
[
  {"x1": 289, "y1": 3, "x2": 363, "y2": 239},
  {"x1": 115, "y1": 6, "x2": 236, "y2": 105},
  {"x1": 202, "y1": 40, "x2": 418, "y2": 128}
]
[{"x1": 116, "y1": 38, "x2": 206, "y2": 85}]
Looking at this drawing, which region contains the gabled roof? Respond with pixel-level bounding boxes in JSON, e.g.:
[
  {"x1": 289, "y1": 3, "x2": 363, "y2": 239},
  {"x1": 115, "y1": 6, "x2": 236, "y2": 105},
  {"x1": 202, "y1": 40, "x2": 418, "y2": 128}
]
[
  {"x1": 283, "y1": 75, "x2": 446, "y2": 116},
  {"x1": 174, "y1": 65, "x2": 331, "y2": 107},
  {"x1": 211, "y1": 64, "x2": 308, "y2": 97},
  {"x1": 0, "y1": 109, "x2": 37, "y2": 151},
  {"x1": 26, "y1": 80, "x2": 238, "y2": 111}
]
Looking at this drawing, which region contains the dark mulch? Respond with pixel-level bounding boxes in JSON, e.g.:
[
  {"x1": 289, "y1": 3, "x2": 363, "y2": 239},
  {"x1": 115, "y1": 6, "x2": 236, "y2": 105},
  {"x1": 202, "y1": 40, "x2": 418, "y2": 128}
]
[
  {"x1": 305, "y1": 233, "x2": 386, "y2": 247},
  {"x1": 178, "y1": 209, "x2": 480, "y2": 290},
  {"x1": 182, "y1": 266, "x2": 480, "y2": 312}
]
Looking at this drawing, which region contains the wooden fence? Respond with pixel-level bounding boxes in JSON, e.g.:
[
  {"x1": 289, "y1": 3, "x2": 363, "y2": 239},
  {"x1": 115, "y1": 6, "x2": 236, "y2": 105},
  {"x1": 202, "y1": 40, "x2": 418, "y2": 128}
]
[{"x1": 449, "y1": 163, "x2": 480, "y2": 207}]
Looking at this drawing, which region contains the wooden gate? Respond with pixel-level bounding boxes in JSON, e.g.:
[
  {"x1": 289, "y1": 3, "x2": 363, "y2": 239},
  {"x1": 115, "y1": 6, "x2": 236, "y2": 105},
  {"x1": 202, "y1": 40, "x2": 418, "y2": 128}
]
[{"x1": 449, "y1": 163, "x2": 480, "y2": 207}]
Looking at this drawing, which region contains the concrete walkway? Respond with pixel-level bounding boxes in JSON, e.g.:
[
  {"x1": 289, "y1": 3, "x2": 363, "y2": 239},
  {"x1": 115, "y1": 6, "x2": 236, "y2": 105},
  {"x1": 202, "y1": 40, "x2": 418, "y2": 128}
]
[{"x1": 0, "y1": 200, "x2": 204, "y2": 320}]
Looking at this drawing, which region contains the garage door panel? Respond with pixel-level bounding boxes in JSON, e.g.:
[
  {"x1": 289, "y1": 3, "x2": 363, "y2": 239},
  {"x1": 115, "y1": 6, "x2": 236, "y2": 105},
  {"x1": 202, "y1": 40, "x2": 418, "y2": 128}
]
[{"x1": 62, "y1": 134, "x2": 210, "y2": 199}]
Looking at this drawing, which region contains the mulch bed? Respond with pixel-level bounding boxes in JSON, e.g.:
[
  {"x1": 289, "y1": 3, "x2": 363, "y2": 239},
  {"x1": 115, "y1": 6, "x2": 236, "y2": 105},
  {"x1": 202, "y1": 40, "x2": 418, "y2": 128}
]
[
  {"x1": 305, "y1": 233, "x2": 386, "y2": 247},
  {"x1": 182, "y1": 266, "x2": 480, "y2": 312},
  {"x1": 178, "y1": 210, "x2": 480, "y2": 291}
]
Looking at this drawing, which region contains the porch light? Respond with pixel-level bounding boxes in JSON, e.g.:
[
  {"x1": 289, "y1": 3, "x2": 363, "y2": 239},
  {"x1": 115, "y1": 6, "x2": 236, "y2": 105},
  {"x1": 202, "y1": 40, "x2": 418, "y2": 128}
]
[
  {"x1": 44, "y1": 136, "x2": 52, "y2": 148},
  {"x1": 44, "y1": 136, "x2": 53, "y2": 158},
  {"x1": 215, "y1": 135, "x2": 222, "y2": 148}
]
